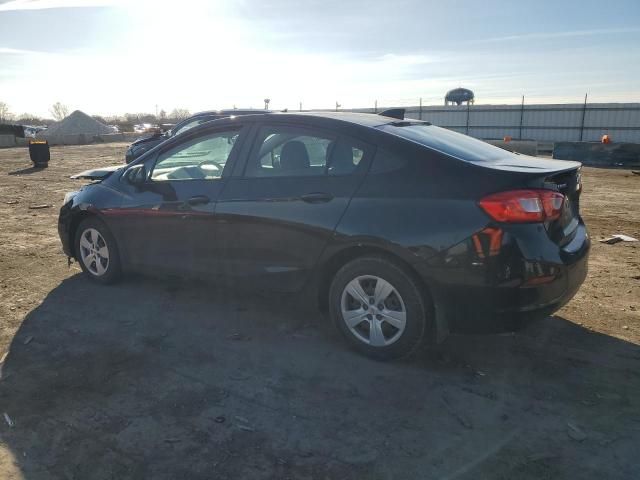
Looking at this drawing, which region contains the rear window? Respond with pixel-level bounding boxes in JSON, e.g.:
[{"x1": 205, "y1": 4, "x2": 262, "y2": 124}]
[{"x1": 379, "y1": 123, "x2": 512, "y2": 162}]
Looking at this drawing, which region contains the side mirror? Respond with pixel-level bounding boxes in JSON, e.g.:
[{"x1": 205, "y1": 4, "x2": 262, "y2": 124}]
[{"x1": 125, "y1": 164, "x2": 147, "y2": 185}]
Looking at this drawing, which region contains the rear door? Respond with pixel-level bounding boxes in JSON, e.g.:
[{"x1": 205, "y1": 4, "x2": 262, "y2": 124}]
[{"x1": 214, "y1": 122, "x2": 373, "y2": 291}]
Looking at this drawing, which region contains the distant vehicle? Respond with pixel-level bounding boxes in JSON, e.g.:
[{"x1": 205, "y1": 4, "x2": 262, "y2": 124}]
[
  {"x1": 22, "y1": 125, "x2": 47, "y2": 137},
  {"x1": 125, "y1": 109, "x2": 270, "y2": 163},
  {"x1": 23, "y1": 126, "x2": 37, "y2": 138},
  {"x1": 133, "y1": 123, "x2": 158, "y2": 134},
  {"x1": 60, "y1": 111, "x2": 589, "y2": 360}
]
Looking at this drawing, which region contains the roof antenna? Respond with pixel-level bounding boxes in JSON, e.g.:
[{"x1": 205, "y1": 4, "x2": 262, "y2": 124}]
[{"x1": 378, "y1": 108, "x2": 405, "y2": 120}]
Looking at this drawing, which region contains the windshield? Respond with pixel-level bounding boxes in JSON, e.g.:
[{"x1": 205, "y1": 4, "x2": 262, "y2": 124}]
[{"x1": 379, "y1": 123, "x2": 513, "y2": 162}]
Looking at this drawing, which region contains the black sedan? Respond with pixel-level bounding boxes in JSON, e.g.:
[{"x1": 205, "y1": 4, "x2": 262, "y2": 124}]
[
  {"x1": 59, "y1": 111, "x2": 589, "y2": 359},
  {"x1": 124, "y1": 109, "x2": 270, "y2": 163}
]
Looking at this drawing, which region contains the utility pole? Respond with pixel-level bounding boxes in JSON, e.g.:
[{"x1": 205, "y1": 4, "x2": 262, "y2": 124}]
[
  {"x1": 579, "y1": 93, "x2": 588, "y2": 141},
  {"x1": 419, "y1": 97, "x2": 423, "y2": 120},
  {"x1": 465, "y1": 101, "x2": 471, "y2": 135},
  {"x1": 299, "y1": 101, "x2": 302, "y2": 112},
  {"x1": 374, "y1": 100, "x2": 378, "y2": 113},
  {"x1": 519, "y1": 95, "x2": 525, "y2": 140}
]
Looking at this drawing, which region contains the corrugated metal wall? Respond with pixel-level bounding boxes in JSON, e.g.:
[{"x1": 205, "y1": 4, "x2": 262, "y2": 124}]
[{"x1": 355, "y1": 103, "x2": 640, "y2": 143}]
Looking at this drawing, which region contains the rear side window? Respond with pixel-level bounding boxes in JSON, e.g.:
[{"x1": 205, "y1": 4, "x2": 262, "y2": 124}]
[
  {"x1": 328, "y1": 142, "x2": 364, "y2": 176},
  {"x1": 379, "y1": 123, "x2": 512, "y2": 162},
  {"x1": 245, "y1": 126, "x2": 365, "y2": 177},
  {"x1": 260, "y1": 135, "x2": 331, "y2": 170}
]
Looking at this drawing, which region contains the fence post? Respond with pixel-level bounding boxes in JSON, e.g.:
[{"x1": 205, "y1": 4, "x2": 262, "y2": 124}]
[
  {"x1": 419, "y1": 97, "x2": 423, "y2": 120},
  {"x1": 579, "y1": 93, "x2": 588, "y2": 141},
  {"x1": 519, "y1": 95, "x2": 525, "y2": 140},
  {"x1": 466, "y1": 101, "x2": 470, "y2": 135}
]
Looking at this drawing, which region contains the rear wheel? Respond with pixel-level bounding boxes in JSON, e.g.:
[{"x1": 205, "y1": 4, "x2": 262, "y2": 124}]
[
  {"x1": 74, "y1": 217, "x2": 122, "y2": 284},
  {"x1": 329, "y1": 256, "x2": 430, "y2": 360}
]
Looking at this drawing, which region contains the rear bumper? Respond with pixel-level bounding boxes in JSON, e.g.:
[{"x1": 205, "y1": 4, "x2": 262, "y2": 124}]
[{"x1": 420, "y1": 222, "x2": 590, "y2": 333}]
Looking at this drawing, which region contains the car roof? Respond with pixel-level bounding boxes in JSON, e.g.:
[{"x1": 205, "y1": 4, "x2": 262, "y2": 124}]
[
  {"x1": 171, "y1": 110, "x2": 271, "y2": 132},
  {"x1": 155, "y1": 111, "x2": 433, "y2": 160},
  {"x1": 191, "y1": 109, "x2": 272, "y2": 117},
  {"x1": 277, "y1": 111, "x2": 407, "y2": 128},
  {"x1": 190, "y1": 110, "x2": 411, "y2": 128},
  {"x1": 221, "y1": 111, "x2": 421, "y2": 129},
  {"x1": 182, "y1": 112, "x2": 432, "y2": 149}
]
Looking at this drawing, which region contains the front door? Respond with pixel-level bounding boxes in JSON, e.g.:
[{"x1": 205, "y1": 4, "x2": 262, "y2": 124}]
[
  {"x1": 215, "y1": 123, "x2": 372, "y2": 291},
  {"x1": 113, "y1": 125, "x2": 246, "y2": 275}
]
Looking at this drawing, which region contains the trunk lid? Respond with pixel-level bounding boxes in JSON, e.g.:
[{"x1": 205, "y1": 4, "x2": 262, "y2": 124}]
[
  {"x1": 474, "y1": 155, "x2": 583, "y2": 245},
  {"x1": 468, "y1": 154, "x2": 581, "y2": 174},
  {"x1": 542, "y1": 167, "x2": 582, "y2": 244}
]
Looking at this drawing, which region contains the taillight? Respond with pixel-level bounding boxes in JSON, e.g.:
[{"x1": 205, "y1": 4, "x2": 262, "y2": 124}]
[{"x1": 479, "y1": 189, "x2": 564, "y2": 223}]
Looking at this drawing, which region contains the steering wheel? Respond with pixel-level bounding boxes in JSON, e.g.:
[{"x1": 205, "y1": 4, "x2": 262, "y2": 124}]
[{"x1": 198, "y1": 159, "x2": 223, "y2": 172}]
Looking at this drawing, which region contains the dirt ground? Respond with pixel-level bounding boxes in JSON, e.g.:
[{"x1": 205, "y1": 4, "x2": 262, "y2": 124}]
[{"x1": 0, "y1": 143, "x2": 638, "y2": 479}]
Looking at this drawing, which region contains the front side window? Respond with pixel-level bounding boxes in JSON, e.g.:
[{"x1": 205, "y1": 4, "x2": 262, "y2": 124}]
[
  {"x1": 246, "y1": 126, "x2": 365, "y2": 177},
  {"x1": 151, "y1": 129, "x2": 239, "y2": 181}
]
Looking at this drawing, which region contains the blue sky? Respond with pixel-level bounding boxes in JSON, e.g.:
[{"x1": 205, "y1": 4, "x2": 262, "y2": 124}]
[{"x1": 1, "y1": 0, "x2": 639, "y2": 117}]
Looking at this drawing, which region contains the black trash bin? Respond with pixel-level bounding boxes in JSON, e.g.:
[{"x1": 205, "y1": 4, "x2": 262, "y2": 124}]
[{"x1": 29, "y1": 140, "x2": 50, "y2": 168}]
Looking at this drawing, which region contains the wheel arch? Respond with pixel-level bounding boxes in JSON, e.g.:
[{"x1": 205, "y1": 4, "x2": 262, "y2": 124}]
[
  {"x1": 68, "y1": 210, "x2": 114, "y2": 259},
  {"x1": 68, "y1": 211, "x2": 97, "y2": 258},
  {"x1": 316, "y1": 244, "x2": 450, "y2": 343},
  {"x1": 316, "y1": 244, "x2": 435, "y2": 315}
]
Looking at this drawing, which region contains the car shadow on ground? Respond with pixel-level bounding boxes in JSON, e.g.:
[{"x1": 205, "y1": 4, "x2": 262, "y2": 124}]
[{"x1": 1, "y1": 274, "x2": 638, "y2": 479}]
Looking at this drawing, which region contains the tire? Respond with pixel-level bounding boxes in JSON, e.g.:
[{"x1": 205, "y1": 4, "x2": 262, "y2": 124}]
[
  {"x1": 74, "y1": 217, "x2": 122, "y2": 284},
  {"x1": 329, "y1": 256, "x2": 430, "y2": 360}
]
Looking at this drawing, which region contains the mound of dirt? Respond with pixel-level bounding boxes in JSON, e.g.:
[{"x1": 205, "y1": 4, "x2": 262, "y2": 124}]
[{"x1": 39, "y1": 110, "x2": 113, "y2": 137}]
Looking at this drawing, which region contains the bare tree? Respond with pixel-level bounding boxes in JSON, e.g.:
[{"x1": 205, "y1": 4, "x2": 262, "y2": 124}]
[
  {"x1": 18, "y1": 113, "x2": 44, "y2": 124},
  {"x1": 125, "y1": 112, "x2": 156, "y2": 123},
  {"x1": 169, "y1": 108, "x2": 190, "y2": 120},
  {"x1": 0, "y1": 101, "x2": 13, "y2": 123},
  {"x1": 49, "y1": 102, "x2": 70, "y2": 121}
]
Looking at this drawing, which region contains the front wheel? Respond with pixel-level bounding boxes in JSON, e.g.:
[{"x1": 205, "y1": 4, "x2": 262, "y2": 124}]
[
  {"x1": 329, "y1": 256, "x2": 430, "y2": 360},
  {"x1": 74, "y1": 217, "x2": 122, "y2": 284}
]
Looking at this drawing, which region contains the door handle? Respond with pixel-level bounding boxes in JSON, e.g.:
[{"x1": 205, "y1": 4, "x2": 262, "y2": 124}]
[
  {"x1": 300, "y1": 192, "x2": 333, "y2": 203},
  {"x1": 187, "y1": 195, "x2": 210, "y2": 205}
]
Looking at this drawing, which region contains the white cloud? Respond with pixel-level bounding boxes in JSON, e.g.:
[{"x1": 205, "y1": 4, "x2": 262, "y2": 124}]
[
  {"x1": 1, "y1": 2, "x2": 639, "y2": 116},
  {"x1": 0, "y1": 46, "x2": 43, "y2": 54},
  {"x1": 0, "y1": 0, "x2": 122, "y2": 11},
  {"x1": 476, "y1": 27, "x2": 640, "y2": 43}
]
